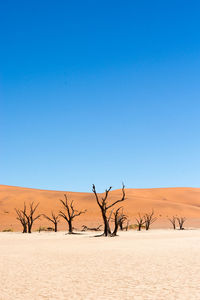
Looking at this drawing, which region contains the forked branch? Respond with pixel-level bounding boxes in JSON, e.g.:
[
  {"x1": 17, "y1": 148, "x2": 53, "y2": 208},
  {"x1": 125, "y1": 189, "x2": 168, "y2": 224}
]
[
  {"x1": 43, "y1": 211, "x2": 60, "y2": 232},
  {"x1": 59, "y1": 194, "x2": 86, "y2": 233}
]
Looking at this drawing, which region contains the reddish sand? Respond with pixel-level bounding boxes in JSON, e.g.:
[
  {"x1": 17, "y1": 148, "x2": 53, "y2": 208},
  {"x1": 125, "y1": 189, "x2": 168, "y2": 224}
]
[{"x1": 0, "y1": 185, "x2": 200, "y2": 231}]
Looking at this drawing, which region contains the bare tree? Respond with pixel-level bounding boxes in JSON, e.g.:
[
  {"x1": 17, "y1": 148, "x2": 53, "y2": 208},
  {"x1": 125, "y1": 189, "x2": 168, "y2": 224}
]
[
  {"x1": 15, "y1": 203, "x2": 27, "y2": 233},
  {"x1": 59, "y1": 194, "x2": 86, "y2": 234},
  {"x1": 43, "y1": 211, "x2": 60, "y2": 232},
  {"x1": 92, "y1": 183, "x2": 126, "y2": 236},
  {"x1": 176, "y1": 217, "x2": 186, "y2": 230},
  {"x1": 21, "y1": 202, "x2": 41, "y2": 233},
  {"x1": 81, "y1": 225, "x2": 102, "y2": 232},
  {"x1": 135, "y1": 213, "x2": 145, "y2": 231},
  {"x1": 168, "y1": 216, "x2": 176, "y2": 230},
  {"x1": 118, "y1": 209, "x2": 128, "y2": 231},
  {"x1": 144, "y1": 210, "x2": 157, "y2": 230},
  {"x1": 111, "y1": 207, "x2": 126, "y2": 236}
]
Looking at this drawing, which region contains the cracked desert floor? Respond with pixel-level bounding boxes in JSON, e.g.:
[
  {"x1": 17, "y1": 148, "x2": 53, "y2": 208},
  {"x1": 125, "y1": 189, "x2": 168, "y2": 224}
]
[{"x1": 1, "y1": 229, "x2": 200, "y2": 300}]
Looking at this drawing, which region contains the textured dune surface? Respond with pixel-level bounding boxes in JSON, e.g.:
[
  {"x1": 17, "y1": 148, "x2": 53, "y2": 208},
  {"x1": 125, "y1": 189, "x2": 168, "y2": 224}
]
[
  {"x1": 0, "y1": 185, "x2": 200, "y2": 231},
  {"x1": 0, "y1": 230, "x2": 200, "y2": 300}
]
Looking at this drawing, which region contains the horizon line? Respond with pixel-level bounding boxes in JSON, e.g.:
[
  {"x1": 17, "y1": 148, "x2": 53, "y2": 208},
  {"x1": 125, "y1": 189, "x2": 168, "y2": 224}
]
[{"x1": 0, "y1": 184, "x2": 200, "y2": 193}]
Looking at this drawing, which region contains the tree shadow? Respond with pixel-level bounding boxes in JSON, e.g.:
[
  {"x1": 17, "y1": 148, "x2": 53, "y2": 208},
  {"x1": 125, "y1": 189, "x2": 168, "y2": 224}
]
[{"x1": 65, "y1": 232, "x2": 85, "y2": 235}]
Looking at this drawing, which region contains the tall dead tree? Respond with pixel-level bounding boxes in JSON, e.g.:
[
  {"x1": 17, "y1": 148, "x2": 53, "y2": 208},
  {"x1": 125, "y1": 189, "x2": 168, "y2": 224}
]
[
  {"x1": 43, "y1": 211, "x2": 60, "y2": 232},
  {"x1": 135, "y1": 213, "x2": 145, "y2": 231},
  {"x1": 59, "y1": 194, "x2": 86, "y2": 234},
  {"x1": 92, "y1": 183, "x2": 126, "y2": 236},
  {"x1": 168, "y1": 216, "x2": 176, "y2": 230},
  {"x1": 144, "y1": 210, "x2": 157, "y2": 230},
  {"x1": 176, "y1": 217, "x2": 186, "y2": 230},
  {"x1": 15, "y1": 203, "x2": 27, "y2": 233},
  {"x1": 21, "y1": 202, "x2": 41, "y2": 233}
]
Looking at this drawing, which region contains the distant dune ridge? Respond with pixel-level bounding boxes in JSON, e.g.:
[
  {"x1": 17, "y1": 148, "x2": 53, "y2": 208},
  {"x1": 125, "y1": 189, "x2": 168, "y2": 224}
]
[{"x1": 0, "y1": 184, "x2": 200, "y2": 231}]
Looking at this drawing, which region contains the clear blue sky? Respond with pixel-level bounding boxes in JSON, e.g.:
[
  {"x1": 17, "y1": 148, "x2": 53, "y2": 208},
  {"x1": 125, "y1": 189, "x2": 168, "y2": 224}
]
[{"x1": 1, "y1": 1, "x2": 200, "y2": 192}]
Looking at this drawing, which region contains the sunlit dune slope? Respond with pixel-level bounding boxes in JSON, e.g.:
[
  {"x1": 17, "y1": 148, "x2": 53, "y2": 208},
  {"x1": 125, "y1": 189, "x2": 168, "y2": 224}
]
[{"x1": 0, "y1": 185, "x2": 200, "y2": 230}]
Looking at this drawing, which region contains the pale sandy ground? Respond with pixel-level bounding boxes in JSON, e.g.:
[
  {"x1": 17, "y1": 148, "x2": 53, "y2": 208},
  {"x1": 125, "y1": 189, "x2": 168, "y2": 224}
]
[{"x1": 0, "y1": 230, "x2": 200, "y2": 300}]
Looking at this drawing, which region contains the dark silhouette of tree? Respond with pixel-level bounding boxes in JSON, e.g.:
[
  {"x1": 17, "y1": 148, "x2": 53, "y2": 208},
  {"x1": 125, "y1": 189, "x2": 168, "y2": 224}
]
[
  {"x1": 43, "y1": 211, "x2": 60, "y2": 232},
  {"x1": 111, "y1": 207, "x2": 126, "y2": 236},
  {"x1": 168, "y1": 216, "x2": 176, "y2": 230},
  {"x1": 106, "y1": 209, "x2": 114, "y2": 234},
  {"x1": 21, "y1": 202, "x2": 41, "y2": 233},
  {"x1": 118, "y1": 209, "x2": 128, "y2": 231},
  {"x1": 144, "y1": 210, "x2": 157, "y2": 230},
  {"x1": 135, "y1": 213, "x2": 146, "y2": 231},
  {"x1": 15, "y1": 203, "x2": 27, "y2": 233},
  {"x1": 176, "y1": 217, "x2": 186, "y2": 230},
  {"x1": 59, "y1": 194, "x2": 86, "y2": 234},
  {"x1": 81, "y1": 225, "x2": 102, "y2": 232},
  {"x1": 92, "y1": 183, "x2": 126, "y2": 236}
]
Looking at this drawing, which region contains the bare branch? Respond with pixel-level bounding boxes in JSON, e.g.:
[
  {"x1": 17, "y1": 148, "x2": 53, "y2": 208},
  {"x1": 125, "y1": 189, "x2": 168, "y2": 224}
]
[
  {"x1": 59, "y1": 194, "x2": 86, "y2": 233},
  {"x1": 168, "y1": 216, "x2": 176, "y2": 230},
  {"x1": 43, "y1": 211, "x2": 60, "y2": 232},
  {"x1": 16, "y1": 201, "x2": 40, "y2": 233},
  {"x1": 92, "y1": 183, "x2": 126, "y2": 236},
  {"x1": 135, "y1": 213, "x2": 146, "y2": 231},
  {"x1": 107, "y1": 183, "x2": 125, "y2": 209},
  {"x1": 144, "y1": 210, "x2": 157, "y2": 230},
  {"x1": 92, "y1": 184, "x2": 101, "y2": 207},
  {"x1": 176, "y1": 217, "x2": 186, "y2": 230}
]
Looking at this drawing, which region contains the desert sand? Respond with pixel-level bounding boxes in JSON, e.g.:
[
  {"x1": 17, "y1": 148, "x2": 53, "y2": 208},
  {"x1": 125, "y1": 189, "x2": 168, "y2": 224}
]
[
  {"x1": 0, "y1": 185, "x2": 200, "y2": 231},
  {"x1": 0, "y1": 230, "x2": 200, "y2": 300}
]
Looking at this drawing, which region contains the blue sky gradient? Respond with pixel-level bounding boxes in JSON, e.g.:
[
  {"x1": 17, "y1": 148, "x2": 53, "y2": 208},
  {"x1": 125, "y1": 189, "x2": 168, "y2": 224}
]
[{"x1": 1, "y1": 1, "x2": 200, "y2": 191}]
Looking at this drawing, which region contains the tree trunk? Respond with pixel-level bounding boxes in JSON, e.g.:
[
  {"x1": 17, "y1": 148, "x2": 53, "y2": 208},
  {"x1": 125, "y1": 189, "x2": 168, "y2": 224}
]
[
  {"x1": 23, "y1": 225, "x2": 27, "y2": 233},
  {"x1": 28, "y1": 223, "x2": 32, "y2": 233},
  {"x1": 101, "y1": 209, "x2": 110, "y2": 236},
  {"x1": 107, "y1": 221, "x2": 111, "y2": 235},
  {"x1": 68, "y1": 220, "x2": 73, "y2": 233},
  {"x1": 103, "y1": 215, "x2": 108, "y2": 236},
  {"x1": 119, "y1": 221, "x2": 123, "y2": 231},
  {"x1": 54, "y1": 223, "x2": 57, "y2": 232},
  {"x1": 112, "y1": 222, "x2": 119, "y2": 236}
]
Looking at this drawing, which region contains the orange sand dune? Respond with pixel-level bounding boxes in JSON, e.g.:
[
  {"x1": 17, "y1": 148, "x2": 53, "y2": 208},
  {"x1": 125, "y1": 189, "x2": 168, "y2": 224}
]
[{"x1": 0, "y1": 185, "x2": 200, "y2": 231}]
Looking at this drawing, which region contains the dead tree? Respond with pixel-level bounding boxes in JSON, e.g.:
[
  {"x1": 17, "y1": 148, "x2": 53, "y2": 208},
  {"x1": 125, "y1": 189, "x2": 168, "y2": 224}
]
[
  {"x1": 43, "y1": 212, "x2": 60, "y2": 232},
  {"x1": 92, "y1": 183, "x2": 126, "y2": 236},
  {"x1": 21, "y1": 202, "x2": 41, "y2": 233},
  {"x1": 118, "y1": 209, "x2": 128, "y2": 230},
  {"x1": 111, "y1": 207, "x2": 126, "y2": 236},
  {"x1": 176, "y1": 217, "x2": 186, "y2": 230},
  {"x1": 81, "y1": 225, "x2": 102, "y2": 232},
  {"x1": 15, "y1": 203, "x2": 27, "y2": 233},
  {"x1": 59, "y1": 194, "x2": 86, "y2": 234},
  {"x1": 144, "y1": 210, "x2": 157, "y2": 230},
  {"x1": 168, "y1": 216, "x2": 176, "y2": 230},
  {"x1": 135, "y1": 213, "x2": 145, "y2": 231}
]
